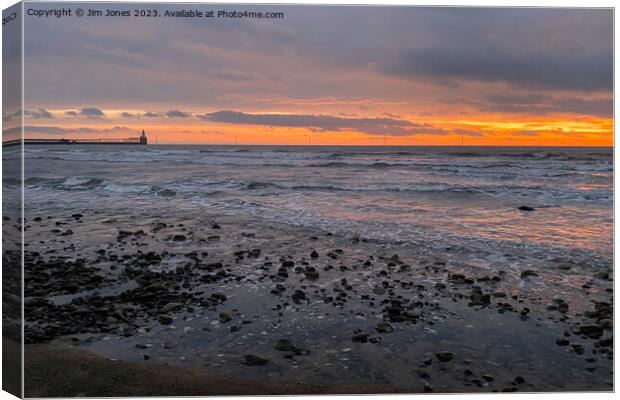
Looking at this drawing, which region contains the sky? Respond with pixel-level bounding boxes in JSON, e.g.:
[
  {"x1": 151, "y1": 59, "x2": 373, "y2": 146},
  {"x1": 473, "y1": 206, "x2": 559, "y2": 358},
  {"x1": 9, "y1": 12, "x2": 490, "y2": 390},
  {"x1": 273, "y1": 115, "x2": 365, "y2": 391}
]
[{"x1": 5, "y1": 3, "x2": 614, "y2": 145}]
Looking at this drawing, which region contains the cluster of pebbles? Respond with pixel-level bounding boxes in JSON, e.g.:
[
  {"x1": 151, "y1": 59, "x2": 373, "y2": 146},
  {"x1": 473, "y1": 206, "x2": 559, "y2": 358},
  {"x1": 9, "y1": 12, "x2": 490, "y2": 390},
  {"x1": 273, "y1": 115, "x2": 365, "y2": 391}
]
[{"x1": 20, "y1": 211, "x2": 614, "y2": 392}]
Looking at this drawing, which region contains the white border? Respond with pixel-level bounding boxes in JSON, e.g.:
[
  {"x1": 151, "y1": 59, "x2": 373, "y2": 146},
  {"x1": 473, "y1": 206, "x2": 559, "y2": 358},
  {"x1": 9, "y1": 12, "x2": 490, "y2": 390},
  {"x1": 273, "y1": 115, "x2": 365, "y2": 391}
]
[{"x1": 0, "y1": 1, "x2": 617, "y2": 400}]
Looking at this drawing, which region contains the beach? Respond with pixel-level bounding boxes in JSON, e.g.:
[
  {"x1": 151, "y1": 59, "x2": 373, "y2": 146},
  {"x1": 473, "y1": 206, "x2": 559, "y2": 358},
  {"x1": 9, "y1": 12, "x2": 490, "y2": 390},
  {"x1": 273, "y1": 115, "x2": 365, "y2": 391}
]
[{"x1": 17, "y1": 145, "x2": 613, "y2": 395}]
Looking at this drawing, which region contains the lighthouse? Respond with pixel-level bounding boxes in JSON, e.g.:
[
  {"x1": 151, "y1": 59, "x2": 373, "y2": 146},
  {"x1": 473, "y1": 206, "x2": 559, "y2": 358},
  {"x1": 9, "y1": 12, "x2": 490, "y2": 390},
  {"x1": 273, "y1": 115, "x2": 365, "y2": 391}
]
[{"x1": 140, "y1": 129, "x2": 148, "y2": 145}]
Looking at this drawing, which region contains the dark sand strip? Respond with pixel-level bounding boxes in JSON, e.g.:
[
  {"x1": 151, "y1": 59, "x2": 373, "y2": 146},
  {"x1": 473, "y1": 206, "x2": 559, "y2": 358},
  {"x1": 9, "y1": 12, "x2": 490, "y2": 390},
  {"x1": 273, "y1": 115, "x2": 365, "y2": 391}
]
[{"x1": 25, "y1": 343, "x2": 400, "y2": 397}]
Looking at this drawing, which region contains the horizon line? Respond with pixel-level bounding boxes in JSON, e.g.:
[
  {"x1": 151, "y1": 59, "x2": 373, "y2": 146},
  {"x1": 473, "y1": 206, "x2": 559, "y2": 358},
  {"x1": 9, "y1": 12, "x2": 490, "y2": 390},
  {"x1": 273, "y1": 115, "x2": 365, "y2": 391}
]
[{"x1": 5, "y1": 140, "x2": 613, "y2": 149}]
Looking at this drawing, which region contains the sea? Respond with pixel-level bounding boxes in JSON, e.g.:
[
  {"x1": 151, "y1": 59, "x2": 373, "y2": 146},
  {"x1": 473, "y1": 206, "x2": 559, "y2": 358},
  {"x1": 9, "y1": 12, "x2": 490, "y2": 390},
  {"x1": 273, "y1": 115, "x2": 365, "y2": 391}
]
[{"x1": 16, "y1": 145, "x2": 612, "y2": 268}]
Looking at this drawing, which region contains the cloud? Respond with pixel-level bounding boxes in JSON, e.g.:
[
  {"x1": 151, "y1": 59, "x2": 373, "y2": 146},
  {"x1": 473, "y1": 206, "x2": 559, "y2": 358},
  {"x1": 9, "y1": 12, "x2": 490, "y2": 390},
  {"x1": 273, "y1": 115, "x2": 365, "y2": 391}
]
[
  {"x1": 120, "y1": 112, "x2": 138, "y2": 118},
  {"x1": 2, "y1": 126, "x2": 23, "y2": 136},
  {"x1": 24, "y1": 109, "x2": 54, "y2": 119},
  {"x1": 515, "y1": 130, "x2": 542, "y2": 136},
  {"x1": 380, "y1": 47, "x2": 612, "y2": 92},
  {"x1": 20, "y1": 5, "x2": 613, "y2": 132},
  {"x1": 79, "y1": 107, "x2": 106, "y2": 118},
  {"x1": 452, "y1": 128, "x2": 485, "y2": 137},
  {"x1": 482, "y1": 94, "x2": 612, "y2": 117},
  {"x1": 199, "y1": 110, "x2": 451, "y2": 136},
  {"x1": 166, "y1": 110, "x2": 191, "y2": 118},
  {"x1": 23, "y1": 125, "x2": 134, "y2": 136},
  {"x1": 65, "y1": 111, "x2": 79, "y2": 116},
  {"x1": 2, "y1": 110, "x2": 21, "y2": 123},
  {"x1": 4, "y1": 109, "x2": 54, "y2": 122}
]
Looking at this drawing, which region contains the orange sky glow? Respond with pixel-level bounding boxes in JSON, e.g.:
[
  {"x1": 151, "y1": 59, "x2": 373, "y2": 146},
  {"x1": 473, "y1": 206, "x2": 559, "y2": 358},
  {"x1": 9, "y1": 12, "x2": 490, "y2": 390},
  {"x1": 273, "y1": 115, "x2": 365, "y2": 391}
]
[{"x1": 23, "y1": 111, "x2": 613, "y2": 146}]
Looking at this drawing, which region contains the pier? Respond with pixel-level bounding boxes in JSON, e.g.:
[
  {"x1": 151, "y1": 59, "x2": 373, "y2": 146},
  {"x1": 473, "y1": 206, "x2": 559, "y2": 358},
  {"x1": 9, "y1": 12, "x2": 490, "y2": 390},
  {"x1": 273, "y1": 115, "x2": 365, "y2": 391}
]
[{"x1": 3, "y1": 130, "x2": 148, "y2": 146}]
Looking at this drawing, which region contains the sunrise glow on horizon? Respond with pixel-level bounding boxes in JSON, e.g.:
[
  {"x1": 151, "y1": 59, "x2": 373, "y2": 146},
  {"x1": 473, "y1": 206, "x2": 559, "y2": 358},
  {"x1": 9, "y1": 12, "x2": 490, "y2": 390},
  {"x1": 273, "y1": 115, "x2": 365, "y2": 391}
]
[{"x1": 18, "y1": 109, "x2": 613, "y2": 146}]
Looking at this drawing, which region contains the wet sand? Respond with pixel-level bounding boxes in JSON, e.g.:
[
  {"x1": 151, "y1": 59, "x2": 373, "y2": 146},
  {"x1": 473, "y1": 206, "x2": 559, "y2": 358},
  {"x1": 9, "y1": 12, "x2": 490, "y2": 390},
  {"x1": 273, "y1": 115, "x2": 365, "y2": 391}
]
[{"x1": 21, "y1": 209, "x2": 613, "y2": 395}]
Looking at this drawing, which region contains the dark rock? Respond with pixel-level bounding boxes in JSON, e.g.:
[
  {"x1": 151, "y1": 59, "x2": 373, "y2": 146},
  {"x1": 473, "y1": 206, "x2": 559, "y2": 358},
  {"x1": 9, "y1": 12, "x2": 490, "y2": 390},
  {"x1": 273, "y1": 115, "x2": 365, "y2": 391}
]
[
  {"x1": 211, "y1": 292, "x2": 227, "y2": 302},
  {"x1": 406, "y1": 308, "x2": 423, "y2": 319},
  {"x1": 436, "y1": 351, "x2": 455, "y2": 362},
  {"x1": 375, "y1": 322, "x2": 394, "y2": 333},
  {"x1": 551, "y1": 298, "x2": 569, "y2": 313},
  {"x1": 122, "y1": 327, "x2": 136, "y2": 337},
  {"x1": 595, "y1": 271, "x2": 611, "y2": 280},
  {"x1": 270, "y1": 284, "x2": 286, "y2": 295},
  {"x1": 304, "y1": 270, "x2": 320, "y2": 280},
  {"x1": 373, "y1": 286, "x2": 387, "y2": 295},
  {"x1": 161, "y1": 302, "x2": 183, "y2": 313},
  {"x1": 159, "y1": 189, "x2": 176, "y2": 197},
  {"x1": 153, "y1": 222, "x2": 167, "y2": 231},
  {"x1": 242, "y1": 354, "x2": 268, "y2": 366},
  {"x1": 520, "y1": 270, "x2": 539, "y2": 279},
  {"x1": 556, "y1": 337, "x2": 570, "y2": 346},
  {"x1": 570, "y1": 343, "x2": 585, "y2": 355},
  {"x1": 310, "y1": 250, "x2": 319, "y2": 258},
  {"x1": 275, "y1": 339, "x2": 296, "y2": 352},
  {"x1": 292, "y1": 290, "x2": 306, "y2": 304},
  {"x1": 219, "y1": 311, "x2": 233, "y2": 323},
  {"x1": 158, "y1": 315, "x2": 174, "y2": 325},
  {"x1": 578, "y1": 324, "x2": 603, "y2": 338},
  {"x1": 172, "y1": 234, "x2": 186, "y2": 242},
  {"x1": 518, "y1": 206, "x2": 535, "y2": 211},
  {"x1": 470, "y1": 288, "x2": 491, "y2": 306},
  {"x1": 352, "y1": 333, "x2": 370, "y2": 343}
]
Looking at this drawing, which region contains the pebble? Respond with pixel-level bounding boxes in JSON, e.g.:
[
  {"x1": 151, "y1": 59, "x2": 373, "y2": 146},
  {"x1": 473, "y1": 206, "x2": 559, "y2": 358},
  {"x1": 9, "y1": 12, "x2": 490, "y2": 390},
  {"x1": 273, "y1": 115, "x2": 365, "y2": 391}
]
[
  {"x1": 436, "y1": 351, "x2": 455, "y2": 362},
  {"x1": 275, "y1": 339, "x2": 296, "y2": 352},
  {"x1": 352, "y1": 333, "x2": 369, "y2": 343},
  {"x1": 219, "y1": 311, "x2": 233, "y2": 323},
  {"x1": 242, "y1": 354, "x2": 269, "y2": 366},
  {"x1": 375, "y1": 322, "x2": 394, "y2": 333},
  {"x1": 520, "y1": 270, "x2": 539, "y2": 279}
]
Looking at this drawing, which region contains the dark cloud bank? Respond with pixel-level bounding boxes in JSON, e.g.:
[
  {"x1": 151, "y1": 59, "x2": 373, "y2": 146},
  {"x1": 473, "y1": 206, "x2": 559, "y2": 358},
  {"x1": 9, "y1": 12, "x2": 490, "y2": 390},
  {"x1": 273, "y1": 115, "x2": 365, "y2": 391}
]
[
  {"x1": 200, "y1": 110, "x2": 470, "y2": 137},
  {"x1": 380, "y1": 47, "x2": 612, "y2": 92}
]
